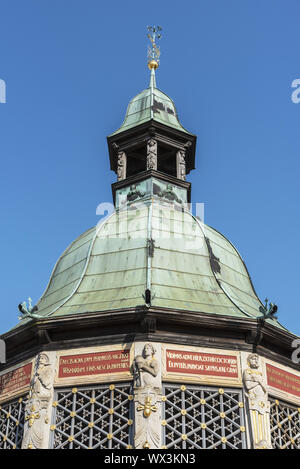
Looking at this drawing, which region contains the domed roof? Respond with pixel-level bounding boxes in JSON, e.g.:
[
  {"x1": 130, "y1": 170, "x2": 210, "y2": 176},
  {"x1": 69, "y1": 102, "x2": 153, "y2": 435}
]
[
  {"x1": 110, "y1": 70, "x2": 192, "y2": 136},
  {"x1": 24, "y1": 199, "x2": 285, "y2": 331}
]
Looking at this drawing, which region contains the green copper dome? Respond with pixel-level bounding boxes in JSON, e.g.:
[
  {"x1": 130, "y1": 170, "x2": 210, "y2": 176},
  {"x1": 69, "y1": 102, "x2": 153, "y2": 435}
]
[
  {"x1": 110, "y1": 70, "x2": 192, "y2": 136},
  {"x1": 18, "y1": 198, "x2": 286, "y2": 332}
]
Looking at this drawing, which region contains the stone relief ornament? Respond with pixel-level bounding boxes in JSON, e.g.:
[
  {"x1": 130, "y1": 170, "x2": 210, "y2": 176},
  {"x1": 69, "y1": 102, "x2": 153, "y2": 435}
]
[
  {"x1": 243, "y1": 353, "x2": 272, "y2": 449},
  {"x1": 127, "y1": 184, "x2": 146, "y2": 203},
  {"x1": 146, "y1": 139, "x2": 157, "y2": 171},
  {"x1": 117, "y1": 151, "x2": 127, "y2": 181},
  {"x1": 153, "y1": 183, "x2": 183, "y2": 204},
  {"x1": 176, "y1": 150, "x2": 186, "y2": 180},
  {"x1": 22, "y1": 352, "x2": 55, "y2": 449},
  {"x1": 133, "y1": 343, "x2": 162, "y2": 449}
]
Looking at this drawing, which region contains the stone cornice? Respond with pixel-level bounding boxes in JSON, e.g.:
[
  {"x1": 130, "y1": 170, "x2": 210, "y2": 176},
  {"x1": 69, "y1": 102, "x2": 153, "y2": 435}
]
[{"x1": 1, "y1": 306, "x2": 299, "y2": 374}]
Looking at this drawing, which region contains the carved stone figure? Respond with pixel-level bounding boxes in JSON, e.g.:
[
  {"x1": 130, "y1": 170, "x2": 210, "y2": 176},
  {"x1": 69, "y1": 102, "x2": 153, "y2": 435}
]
[
  {"x1": 133, "y1": 343, "x2": 162, "y2": 449},
  {"x1": 22, "y1": 352, "x2": 54, "y2": 449},
  {"x1": 117, "y1": 151, "x2": 127, "y2": 181},
  {"x1": 243, "y1": 353, "x2": 269, "y2": 414},
  {"x1": 243, "y1": 353, "x2": 272, "y2": 449},
  {"x1": 176, "y1": 150, "x2": 186, "y2": 180},
  {"x1": 146, "y1": 139, "x2": 157, "y2": 171},
  {"x1": 133, "y1": 343, "x2": 159, "y2": 388}
]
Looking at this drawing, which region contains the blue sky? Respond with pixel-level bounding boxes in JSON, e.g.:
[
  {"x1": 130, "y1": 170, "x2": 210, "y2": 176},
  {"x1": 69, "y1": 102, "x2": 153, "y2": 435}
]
[{"x1": 0, "y1": 0, "x2": 299, "y2": 335}]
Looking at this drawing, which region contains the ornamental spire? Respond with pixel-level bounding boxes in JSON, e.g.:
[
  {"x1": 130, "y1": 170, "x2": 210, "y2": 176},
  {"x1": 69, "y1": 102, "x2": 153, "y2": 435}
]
[{"x1": 147, "y1": 25, "x2": 162, "y2": 74}]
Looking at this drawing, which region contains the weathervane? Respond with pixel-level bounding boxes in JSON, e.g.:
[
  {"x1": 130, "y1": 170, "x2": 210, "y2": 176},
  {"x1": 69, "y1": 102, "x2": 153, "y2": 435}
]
[{"x1": 147, "y1": 25, "x2": 162, "y2": 70}]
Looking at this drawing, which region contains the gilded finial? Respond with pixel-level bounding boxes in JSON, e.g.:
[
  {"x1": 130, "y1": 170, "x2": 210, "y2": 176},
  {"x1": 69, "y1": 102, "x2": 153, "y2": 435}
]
[{"x1": 147, "y1": 25, "x2": 162, "y2": 70}]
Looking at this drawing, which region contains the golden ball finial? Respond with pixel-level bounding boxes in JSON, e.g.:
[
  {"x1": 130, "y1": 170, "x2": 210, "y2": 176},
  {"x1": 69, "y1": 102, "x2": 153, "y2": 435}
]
[{"x1": 148, "y1": 60, "x2": 159, "y2": 70}]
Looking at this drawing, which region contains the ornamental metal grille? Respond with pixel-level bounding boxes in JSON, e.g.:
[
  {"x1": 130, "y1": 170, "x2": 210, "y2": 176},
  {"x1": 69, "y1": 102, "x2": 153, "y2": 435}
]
[
  {"x1": 0, "y1": 396, "x2": 27, "y2": 449},
  {"x1": 50, "y1": 383, "x2": 134, "y2": 449},
  {"x1": 162, "y1": 383, "x2": 247, "y2": 449},
  {"x1": 270, "y1": 397, "x2": 300, "y2": 449}
]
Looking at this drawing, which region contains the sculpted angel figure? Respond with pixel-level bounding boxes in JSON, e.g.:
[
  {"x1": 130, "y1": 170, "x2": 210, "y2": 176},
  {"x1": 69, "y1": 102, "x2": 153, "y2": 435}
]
[{"x1": 133, "y1": 343, "x2": 159, "y2": 388}]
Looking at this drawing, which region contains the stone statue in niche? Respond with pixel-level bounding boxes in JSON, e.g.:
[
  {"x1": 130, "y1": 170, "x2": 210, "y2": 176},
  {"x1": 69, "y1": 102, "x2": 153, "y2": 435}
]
[
  {"x1": 117, "y1": 151, "x2": 127, "y2": 181},
  {"x1": 243, "y1": 353, "x2": 272, "y2": 449},
  {"x1": 176, "y1": 150, "x2": 186, "y2": 180},
  {"x1": 22, "y1": 352, "x2": 54, "y2": 449},
  {"x1": 146, "y1": 139, "x2": 157, "y2": 171},
  {"x1": 133, "y1": 343, "x2": 159, "y2": 388}
]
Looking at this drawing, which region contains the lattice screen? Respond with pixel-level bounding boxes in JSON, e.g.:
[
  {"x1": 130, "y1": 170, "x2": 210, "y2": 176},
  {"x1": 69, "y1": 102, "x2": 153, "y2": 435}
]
[
  {"x1": 162, "y1": 383, "x2": 247, "y2": 449},
  {"x1": 270, "y1": 397, "x2": 300, "y2": 449},
  {"x1": 0, "y1": 396, "x2": 27, "y2": 449},
  {"x1": 50, "y1": 383, "x2": 134, "y2": 449}
]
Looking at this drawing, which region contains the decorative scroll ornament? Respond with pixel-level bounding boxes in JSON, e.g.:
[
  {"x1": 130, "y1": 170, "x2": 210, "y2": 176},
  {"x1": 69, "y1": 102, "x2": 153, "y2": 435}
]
[
  {"x1": 147, "y1": 139, "x2": 157, "y2": 170},
  {"x1": 243, "y1": 353, "x2": 272, "y2": 449},
  {"x1": 133, "y1": 343, "x2": 162, "y2": 449},
  {"x1": 22, "y1": 352, "x2": 55, "y2": 449},
  {"x1": 117, "y1": 151, "x2": 127, "y2": 181}
]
